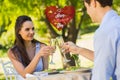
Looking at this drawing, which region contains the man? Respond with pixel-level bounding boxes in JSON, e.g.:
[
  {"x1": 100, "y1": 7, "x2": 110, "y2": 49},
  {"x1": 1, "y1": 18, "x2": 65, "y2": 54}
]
[{"x1": 62, "y1": 0, "x2": 120, "y2": 80}]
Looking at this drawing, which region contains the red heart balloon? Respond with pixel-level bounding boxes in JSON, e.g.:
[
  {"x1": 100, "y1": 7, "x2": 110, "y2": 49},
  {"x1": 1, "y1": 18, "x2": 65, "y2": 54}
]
[{"x1": 45, "y1": 6, "x2": 75, "y2": 31}]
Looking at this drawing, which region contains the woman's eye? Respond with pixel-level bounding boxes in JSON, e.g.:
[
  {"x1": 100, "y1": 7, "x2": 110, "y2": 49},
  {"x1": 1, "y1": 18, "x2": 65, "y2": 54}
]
[
  {"x1": 25, "y1": 27, "x2": 34, "y2": 31},
  {"x1": 32, "y1": 27, "x2": 34, "y2": 30},
  {"x1": 25, "y1": 28, "x2": 30, "y2": 31}
]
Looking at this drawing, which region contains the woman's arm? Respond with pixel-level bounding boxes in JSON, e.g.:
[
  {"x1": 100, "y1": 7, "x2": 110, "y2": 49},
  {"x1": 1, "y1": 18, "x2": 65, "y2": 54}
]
[
  {"x1": 8, "y1": 45, "x2": 54, "y2": 78},
  {"x1": 41, "y1": 44, "x2": 49, "y2": 70},
  {"x1": 7, "y1": 49, "x2": 42, "y2": 78},
  {"x1": 43, "y1": 56, "x2": 49, "y2": 70}
]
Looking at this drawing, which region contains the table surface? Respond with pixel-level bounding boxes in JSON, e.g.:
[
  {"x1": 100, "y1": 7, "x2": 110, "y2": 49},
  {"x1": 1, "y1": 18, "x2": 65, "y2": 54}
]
[{"x1": 26, "y1": 70, "x2": 91, "y2": 80}]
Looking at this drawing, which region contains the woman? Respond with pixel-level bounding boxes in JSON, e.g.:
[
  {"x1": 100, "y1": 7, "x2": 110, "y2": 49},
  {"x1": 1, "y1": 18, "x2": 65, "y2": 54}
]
[{"x1": 7, "y1": 15, "x2": 54, "y2": 79}]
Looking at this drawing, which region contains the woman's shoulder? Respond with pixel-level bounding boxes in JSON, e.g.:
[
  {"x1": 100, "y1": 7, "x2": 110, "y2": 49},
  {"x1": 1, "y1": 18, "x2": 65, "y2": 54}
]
[
  {"x1": 7, "y1": 48, "x2": 13, "y2": 55},
  {"x1": 7, "y1": 45, "x2": 19, "y2": 58},
  {"x1": 34, "y1": 40, "x2": 46, "y2": 47},
  {"x1": 7, "y1": 48, "x2": 16, "y2": 60},
  {"x1": 7, "y1": 46, "x2": 16, "y2": 54},
  {"x1": 35, "y1": 42, "x2": 46, "y2": 49}
]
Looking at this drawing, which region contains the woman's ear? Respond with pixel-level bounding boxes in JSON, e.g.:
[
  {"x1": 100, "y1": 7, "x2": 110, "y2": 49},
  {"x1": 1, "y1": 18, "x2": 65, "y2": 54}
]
[
  {"x1": 18, "y1": 31, "x2": 21, "y2": 35},
  {"x1": 18, "y1": 31, "x2": 20, "y2": 35}
]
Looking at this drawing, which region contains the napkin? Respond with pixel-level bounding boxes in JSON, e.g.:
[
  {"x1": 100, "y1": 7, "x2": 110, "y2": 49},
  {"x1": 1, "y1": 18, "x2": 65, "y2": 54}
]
[
  {"x1": 33, "y1": 72, "x2": 48, "y2": 77},
  {"x1": 26, "y1": 73, "x2": 36, "y2": 77}
]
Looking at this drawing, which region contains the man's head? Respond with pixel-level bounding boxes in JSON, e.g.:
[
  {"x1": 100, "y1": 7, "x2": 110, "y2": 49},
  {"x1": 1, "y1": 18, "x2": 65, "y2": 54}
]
[
  {"x1": 84, "y1": 0, "x2": 113, "y2": 22},
  {"x1": 84, "y1": 0, "x2": 113, "y2": 7}
]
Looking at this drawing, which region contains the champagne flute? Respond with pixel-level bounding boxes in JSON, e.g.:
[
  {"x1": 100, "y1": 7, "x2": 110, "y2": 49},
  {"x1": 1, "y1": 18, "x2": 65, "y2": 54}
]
[
  {"x1": 56, "y1": 36, "x2": 71, "y2": 63},
  {"x1": 49, "y1": 39, "x2": 56, "y2": 64}
]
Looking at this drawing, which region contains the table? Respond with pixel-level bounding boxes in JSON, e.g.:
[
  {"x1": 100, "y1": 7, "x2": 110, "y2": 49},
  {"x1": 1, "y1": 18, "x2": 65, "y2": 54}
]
[{"x1": 26, "y1": 70, "x2": 91, "y2": 80}]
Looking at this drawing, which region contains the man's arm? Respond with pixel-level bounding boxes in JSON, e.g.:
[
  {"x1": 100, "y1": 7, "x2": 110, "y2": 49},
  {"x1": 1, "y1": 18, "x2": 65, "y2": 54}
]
[
  {"x1": 63, "y1": 41, "x2": 94, "y2": 61},
  {"x1": 76, "y1": 47, "x2": 94, "y2": 61}
]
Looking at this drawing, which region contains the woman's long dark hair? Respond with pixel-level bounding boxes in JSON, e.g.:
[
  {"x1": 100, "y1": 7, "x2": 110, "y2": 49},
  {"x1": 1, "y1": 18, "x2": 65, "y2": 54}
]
[{"x1": 11, "y1": 15, "x2": 37, "y2": 67}]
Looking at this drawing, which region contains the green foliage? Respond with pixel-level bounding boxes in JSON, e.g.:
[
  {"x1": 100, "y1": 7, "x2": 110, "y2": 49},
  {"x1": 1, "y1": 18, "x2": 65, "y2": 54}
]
[
  {"x1": 0, "y1": 49, "x2": 8, "y2": 57},
  {"x1": 0, "y1": 73, "x2": 5, "y2": 80},
  {"x1": 81, "y1": 23, "x2": 99, "y2": 34},
  {"x1": 0, "y1": 0, "x2": 47, "y2": 49},
  {"x1": 72, "y1": 54, "x2": 81, "y2": 67},
  {"x1": 113, "y1": 0, "x2": 120, "y2": 14}
]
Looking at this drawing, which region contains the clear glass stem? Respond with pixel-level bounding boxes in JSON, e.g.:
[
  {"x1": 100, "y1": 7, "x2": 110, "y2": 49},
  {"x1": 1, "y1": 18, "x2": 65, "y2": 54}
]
[{"x1": 50, "y1": 54, "x2": 55, "y2": 64}]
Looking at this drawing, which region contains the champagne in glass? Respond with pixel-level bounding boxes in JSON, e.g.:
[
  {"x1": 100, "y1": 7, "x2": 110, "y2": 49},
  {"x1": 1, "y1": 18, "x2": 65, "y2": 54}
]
[
  {"x1": 49, "y1": 39, "x2": 56, "y2": 64},
  {"x1": 56, "y1": 36, "x2": 70, "y2": 63}
]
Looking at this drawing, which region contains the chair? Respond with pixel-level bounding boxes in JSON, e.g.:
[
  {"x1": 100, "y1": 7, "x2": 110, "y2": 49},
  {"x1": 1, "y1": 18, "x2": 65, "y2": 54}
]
[{"x1": 0, "y1": 58, "x2": 18, "y2": 80}]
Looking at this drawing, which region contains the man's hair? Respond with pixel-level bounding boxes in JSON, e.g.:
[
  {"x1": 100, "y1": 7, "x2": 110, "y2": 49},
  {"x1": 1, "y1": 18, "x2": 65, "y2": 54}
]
[{"x1": 84, "y1": 0, "x2": 113, "y2": 7}]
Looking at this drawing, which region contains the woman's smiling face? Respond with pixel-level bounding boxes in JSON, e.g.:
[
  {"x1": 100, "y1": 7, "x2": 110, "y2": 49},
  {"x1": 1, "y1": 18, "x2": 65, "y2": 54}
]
[{"x1": 19, "y1": 21, "x2": 35, "y2": 41}]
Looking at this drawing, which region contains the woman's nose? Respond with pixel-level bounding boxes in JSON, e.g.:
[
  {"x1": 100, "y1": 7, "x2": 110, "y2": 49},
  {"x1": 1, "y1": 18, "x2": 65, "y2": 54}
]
[{"x1": 30, "y1": 29, "x2": 34, "y2": 34}]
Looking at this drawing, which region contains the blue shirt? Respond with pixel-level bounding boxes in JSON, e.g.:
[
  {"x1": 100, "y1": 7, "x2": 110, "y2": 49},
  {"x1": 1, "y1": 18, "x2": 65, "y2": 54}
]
[
  {"x1": 34, "y1": 42, "x2": 44, "y2": 72},
  {"x1": 92, "y1": 10, "x2": 120, "y2": 80}
]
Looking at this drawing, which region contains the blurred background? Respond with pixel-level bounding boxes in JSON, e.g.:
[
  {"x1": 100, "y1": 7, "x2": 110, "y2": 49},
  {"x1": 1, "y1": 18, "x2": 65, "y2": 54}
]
[{"x1": 0, "y1": 0, "x2": 120, "y2": 79}]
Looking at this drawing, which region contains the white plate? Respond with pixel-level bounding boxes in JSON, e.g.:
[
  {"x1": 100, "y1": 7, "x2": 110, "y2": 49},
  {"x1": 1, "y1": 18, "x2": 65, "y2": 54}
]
[
  {"x1": 33, "y1": 72, "x2": 48, "y2": 76},
  {"x1": 34, "y1": 71, "x2": 60, "y2": 75}
]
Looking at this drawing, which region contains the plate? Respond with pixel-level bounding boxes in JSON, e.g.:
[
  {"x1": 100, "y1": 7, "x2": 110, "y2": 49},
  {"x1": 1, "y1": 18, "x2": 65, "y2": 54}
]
[
  {"x1": 33, "y1": 72, "x2": 48, "y2": 76},
  {"x1": 59, "y1": 68, "x2": 91, "y2": 73},
  {"x1": 33, "y1": 71, "x2": 60, "y2": 76},
  {"x1": 75, "y1": 68, "x2": 91, "y2": 72}
]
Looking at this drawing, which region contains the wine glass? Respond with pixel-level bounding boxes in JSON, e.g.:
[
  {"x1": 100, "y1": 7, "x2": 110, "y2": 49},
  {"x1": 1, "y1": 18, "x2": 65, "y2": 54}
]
[
  {"x1": 56, "y1": 36, "x2": 71, "y2": 63},
  {"x1": 49, "y1": 39, "x2": 56, "y2": 64}
]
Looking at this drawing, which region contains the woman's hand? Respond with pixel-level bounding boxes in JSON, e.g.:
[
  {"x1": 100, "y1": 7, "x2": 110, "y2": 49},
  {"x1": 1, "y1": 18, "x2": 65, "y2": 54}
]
[{"x1": 38, "y1": 45, "x2": 55, "y2": 57}]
